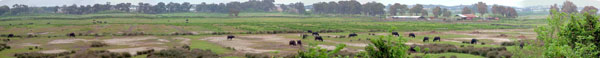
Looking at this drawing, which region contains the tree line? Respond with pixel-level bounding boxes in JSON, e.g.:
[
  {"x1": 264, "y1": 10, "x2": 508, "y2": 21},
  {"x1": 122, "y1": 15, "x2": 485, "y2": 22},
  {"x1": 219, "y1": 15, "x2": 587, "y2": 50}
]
[
  {"x1": 0, "y1": 0, "x2": 284, "y2": 16},
  {"x1": 550, "y1": 1, "x2": 597, "y2": 15},
  {"x1": 0, "y1": 1, "x2": 526, "y2": 18}
]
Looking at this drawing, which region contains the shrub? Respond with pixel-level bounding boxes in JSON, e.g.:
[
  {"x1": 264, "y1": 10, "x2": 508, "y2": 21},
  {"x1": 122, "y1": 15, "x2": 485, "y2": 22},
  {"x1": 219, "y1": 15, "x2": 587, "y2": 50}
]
[
  {"x1": 90, "y1": 41, "x2": 107, "y2": 47},
  {"x1": 147, "y1": 48, "x2": 218, "y2": 58},
  {"x1": 71, "y1": 50, "x2": 131, "y2": 58}
]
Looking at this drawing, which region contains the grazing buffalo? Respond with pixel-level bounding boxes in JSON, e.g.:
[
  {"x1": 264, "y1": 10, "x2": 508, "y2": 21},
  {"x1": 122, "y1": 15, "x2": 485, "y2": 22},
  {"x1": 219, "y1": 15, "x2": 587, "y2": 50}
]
[
  {"x1": 409, "y1": 46, "x2": 416, "y2": 52},
  {"x1": 307, "y1": 30, "x2": 313, "y2": 33},
  {"x1": 470, "y1": 39, "x2": 478, "y2": 44},
  {"x1": 68, "y1": 33, "x2": 76, "y2": 37},
  {"x1": 433, "y1": 36, "x2": 441, "y2": 42},
  {"x1": 314, "y1": 36, "x2": 323, "y2": 41},
  {"x1": 348, "y1": 33, "x2": 358, "y2": 38},
  {"x1": 312, "y1": 32, "x2": 320, "y2": 36},
  {"x1": 408, "y1": 33, "x2": 416, "y2": 38},
  {"x1": 423, "y1": 37, "x2": 430, "y2": 42},
  {"x1": 227, "y1": 35, "x2": 235, "y2": 40},
  {"x1": 392, "y1": 32, "x2": 400, "y2": 36},
  {"x1": 7, "y1": 34, "x2": 14, "y2": 38},
  {"x1": 519, "y1": 42, "x2": 524, "y2": 48},
  {"x1": 289, "y1": 40, "x2": 297, "y2": 46},
  {"x1": 296, "y1": 40, "x2": 302, "y2": 45},
  {"x1": 301, "y1": 34, "x2": 308, "y2": 39}
]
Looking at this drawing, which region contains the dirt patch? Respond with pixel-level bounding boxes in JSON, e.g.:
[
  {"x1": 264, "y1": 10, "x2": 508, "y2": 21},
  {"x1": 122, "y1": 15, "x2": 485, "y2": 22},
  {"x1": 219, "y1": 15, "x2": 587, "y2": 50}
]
[
  {"x1": 39, "y1": 49, "x2": 68, "y2": 54},
  {"x1": 324, "y1": 40, "x2": 367, "y2": 47},
  {"x1": 107, "y1": 47, "x2": 166, "y2": 55},
  {"x1": 174, "y1": 37, "x2": 190, "y2": 44},
  {"x1": 48, "y1": 39, "x2": 92, "y2": 44},
  {"x1": 200, "y1": 35, "x2": 298, "y2": 53},
  {"x1": 102, "y1": 36, "x2": 163, "y2": 46},
  {"x1": 20, "y1": 43, "x2": 41, "y2": 46}
]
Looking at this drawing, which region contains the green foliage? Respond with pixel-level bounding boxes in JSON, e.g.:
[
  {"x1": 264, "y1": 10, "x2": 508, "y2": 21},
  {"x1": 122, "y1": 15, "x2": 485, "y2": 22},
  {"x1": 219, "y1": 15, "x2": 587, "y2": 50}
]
[
  {"x1": 536, "y1": 10, "x2": 600, "y2": 57},
  {"x1": 364, "y1": 35, "x2": 410, "y2": 58},
  {"x1": 297, "y1": 43, "x2": 347, "y2": 58}
]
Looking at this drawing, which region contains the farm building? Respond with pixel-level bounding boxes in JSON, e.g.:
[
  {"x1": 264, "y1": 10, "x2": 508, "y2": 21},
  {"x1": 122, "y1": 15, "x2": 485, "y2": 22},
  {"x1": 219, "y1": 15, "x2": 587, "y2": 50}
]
[
  {"x1": 456, "y1": 14, "x2": 478, "y2": 20},
  {"x1": 389, "y1": 16, "x2": 425, "y2": 20}
]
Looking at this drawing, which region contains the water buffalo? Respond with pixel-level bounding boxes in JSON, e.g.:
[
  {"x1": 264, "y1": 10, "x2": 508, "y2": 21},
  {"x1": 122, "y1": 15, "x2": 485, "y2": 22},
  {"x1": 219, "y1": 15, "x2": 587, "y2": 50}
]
[
  {"x1": 408, "y1": 33, "x2": 416, "y2": 38},
  {"x1": 314, "y1": 36, "x2": 323, "y2": 41},
  {"x1": 312, "y1": 32, "x2": 319, "y2": 36},
  {"x1": 227, "y1": 35, "x2": 235, "y2": 40},
  {"x1": 289, "y1": 40, "x2": 297, "y2": 46},
  {"x1": 68, "y1": 33, "x2": 76, "y2": 37},
  {"x1": 423, "y1": 37, "x2": 430, "y2": 42},
  {"x1": 296, "y1": 40, "x2": 302, "y2": 45},
  {"x1": 433, "y1": 36, "x2": 441, "y2": 42},
  {"x1": 307, "y1": 30, "x2": 313, "y2": 33},
  {"x1": 301, "y1": 34, "x2": 308, "y2": 39},
  {"x1": 392, "y1": 32, "x2": 400, "y2": 36},
  {"x1": 519, "y1": 42, "x2": 524, "y2": 48},
  {"x1": 471, "y1": 39, "x2": 478, "y2": 44},
  {"x1": 348, "y1": 33, "x2": 358, "y2": 38},
  {"x1": 7, "y1": 34, "x2": 14, "y2": 38}
]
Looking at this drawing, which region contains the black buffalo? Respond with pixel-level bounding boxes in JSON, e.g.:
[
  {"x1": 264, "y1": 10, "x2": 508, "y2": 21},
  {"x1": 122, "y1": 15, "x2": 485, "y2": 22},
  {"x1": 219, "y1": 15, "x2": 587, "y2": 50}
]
[
  {"x1": 392, "y1": 32, "x2": 400, "y2": 36},
  {"x1": 289, "y1": 40, "x2": 297, "y2": 46},
  {"x1": 408, "y1": 33, "x2": 416, "y2": 38},
  {"x1": 348, "y1": 33, "x2": 358, "y2": 38},
  {"x1": 433, "y1": 36, "x2": 441, "y2": 42},
  {"x1": 307, "y1": 30, "x2": 313, "y2": 33},
  {"x1": 301, "y1": 34, "x2": 308, "y2": 39},
  {"x1": 296, "y1": 40, "x2": 302, "y2": 45},
  {"x1": 471, "y1": 39, "x2": 478, "y2": 44},
  {"x1": 7, "y1": 34, "x2": 14, "y2": 38},
  {"x1": 314, "y1": 36, "x2": 323, "y2": 41},
  {"x1": 423, "y1": 37, "x2": 430, "y2": 42},
  {"x1": 312, "y1": 32, "x2": 320, "y2": 36},
  {"x1": 227, "y1": 35, "x2": 235, "y2": 40},
  {"x1": 519, "y1": 42, "x2": 524, "y2": 48},
  {"x1": 68, "y1": 33, "x2": 76, "y2": 37}
]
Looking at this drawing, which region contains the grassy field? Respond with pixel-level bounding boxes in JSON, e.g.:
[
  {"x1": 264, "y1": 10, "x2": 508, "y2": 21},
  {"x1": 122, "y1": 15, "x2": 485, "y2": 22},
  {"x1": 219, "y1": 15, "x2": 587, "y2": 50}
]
[{"x1": 0, "y1": 12, "x2": 547, "y2": 58}]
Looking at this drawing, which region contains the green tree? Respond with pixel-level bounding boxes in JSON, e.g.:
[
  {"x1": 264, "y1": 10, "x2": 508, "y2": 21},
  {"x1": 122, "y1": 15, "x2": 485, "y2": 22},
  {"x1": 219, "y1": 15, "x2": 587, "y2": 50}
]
[
  {"x1": 364, "y1": 34, "x2": 410, "y2": 58},
  {"x1": 536, "y1": 10, "x2": 600, "y2": 58},
  {"x1": 432, "y1": 6, "x2": 442, "y2": 17},
  {"x1": 297, "y1": 44, "x2": 346, "y2": 58},
  {"x1": 581, "y1": 6, "x2": 598, "y2": 15},
  {"x1": 561, "y1": 1, "x2": 578, "y2": 14},
  {"x1": 0, "y1": 5, "x2": 10, "y2": 15},
  {"x1": 476, "y1": 2, "x2": 488, "y2": 16},
  {"x1": 410, "y1": 4, "x2": 423, "y2": 15},
  {"x1": 462, "y1": 7, "x2": 472, "y2": 14},
  {"x1": 227, "y1": 2, "x2": 242, "y2": 17}
]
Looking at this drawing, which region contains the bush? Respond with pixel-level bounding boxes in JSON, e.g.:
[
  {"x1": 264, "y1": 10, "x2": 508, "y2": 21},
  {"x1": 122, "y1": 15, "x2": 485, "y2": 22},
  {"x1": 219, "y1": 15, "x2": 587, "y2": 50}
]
[
  {"x1": 147, "y1": 48, "x2": 218, "y2": 58},
  {"x1": 14, "y1": 51, "x2": 73, "y2": 58},
  {"x1": 71, "y1": 50, "x2": 131, "y2": 58},
  {"x1": 90, "y1": 41, "x2": 107, "y2": 47}
]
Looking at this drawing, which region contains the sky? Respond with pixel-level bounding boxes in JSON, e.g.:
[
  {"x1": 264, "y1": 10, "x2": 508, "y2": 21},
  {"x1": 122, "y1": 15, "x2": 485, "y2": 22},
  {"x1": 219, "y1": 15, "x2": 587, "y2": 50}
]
[{"x1": 0, "y1": 0, "x2": 599, "y2": 8}]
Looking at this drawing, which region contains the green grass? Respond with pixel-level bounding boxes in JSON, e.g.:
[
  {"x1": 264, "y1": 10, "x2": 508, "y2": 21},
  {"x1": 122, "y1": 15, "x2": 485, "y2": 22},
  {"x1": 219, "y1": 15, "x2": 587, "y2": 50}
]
[
  {"x1": 184, "y1": 36, "x2": 233, "y2": 54},
  {"x1": 411, "y1": 52, "x2": 485, "y2": 58},
  {"x1": 0, "y1": 48, "x2": 40, "y2": 58}
]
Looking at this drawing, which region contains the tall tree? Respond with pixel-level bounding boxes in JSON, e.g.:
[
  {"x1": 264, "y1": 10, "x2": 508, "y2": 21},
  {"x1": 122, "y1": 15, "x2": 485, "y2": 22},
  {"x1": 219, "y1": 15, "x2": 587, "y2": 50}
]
[
  {"x1": 397, "y1": 4, "x2": 408, "y2": 15},
  {"x1": 155, "y1": 2, "x2": 167, "y2": 13},
  {"x1": 10, "y1": 4, "x2": 29, "y2": 15},
  {"x1": 432, "y1": 6, "x2": 442, "y2": 17},
  {"x1": 227, "y1": 2, "x2": 242, "y2": 17},
  {"x1": 549, "y1": 4, "x2": 560, "y2": 14},
  {"x1": 180, "y1": 2, "x2": 192, "y2": 12},
  {"x1": 0, "y1": 5, "x2": 9, "y2": 15},
  {"x1": 581, "y1": 6, "x2": 598, "y2": 15},
  {"x1": 293, "y1": 2, "x2": 306, "y2": 14},
  {"x1": 476, "y1": 2, "x2": 488, "y2": 16},
  {"x1": 421, "y1": 10, "x2": 428, "y2": 16},
  {"x1": 506, "y1": 7, "x2": 518, "y2": 18},
  {"x1": 389, "y1": 3, "x2": 400, "y2": 16},
  {"x1": 362, "y1": 2, "x2": 385, "y2": 16},
  {"x1": 409, "y1": 4, "x2": 423, "y2": 15},
  {"x1": 561, "y1": 1, "x2": 577, "y2": 14},
  {"x1": 462, "y1": 7, "x2": 472, "y2": 14},
  {"x1": 442, "y1": 8, "x2": 452, "y2": 17}
]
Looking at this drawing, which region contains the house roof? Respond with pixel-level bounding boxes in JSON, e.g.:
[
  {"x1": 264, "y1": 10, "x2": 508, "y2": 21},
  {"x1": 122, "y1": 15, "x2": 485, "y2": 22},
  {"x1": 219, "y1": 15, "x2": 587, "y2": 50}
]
[{"x1": 457, "y1": 14, "x2": 478, "y2": 17}]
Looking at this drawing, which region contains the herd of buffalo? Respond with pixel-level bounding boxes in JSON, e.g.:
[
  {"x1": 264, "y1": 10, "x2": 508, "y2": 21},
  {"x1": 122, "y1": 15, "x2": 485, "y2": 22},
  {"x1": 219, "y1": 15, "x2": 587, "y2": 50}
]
[{"x1": 222, "y1": 30, "x2": 483, "y2": 46}]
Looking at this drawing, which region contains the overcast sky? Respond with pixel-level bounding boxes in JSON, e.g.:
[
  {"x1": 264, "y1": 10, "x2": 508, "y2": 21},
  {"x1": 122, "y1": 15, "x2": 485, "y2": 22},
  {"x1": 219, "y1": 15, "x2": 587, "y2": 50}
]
[{"x1": 0, "y1": 0, "x2": 599, "y2": 8}]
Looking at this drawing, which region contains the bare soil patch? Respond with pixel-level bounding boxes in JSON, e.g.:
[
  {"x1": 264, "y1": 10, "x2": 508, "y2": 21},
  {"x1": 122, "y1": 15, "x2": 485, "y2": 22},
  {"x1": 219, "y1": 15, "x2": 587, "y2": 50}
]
[{"x1": 200, "y1": 35, "x2": 299, "y2": 54}]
